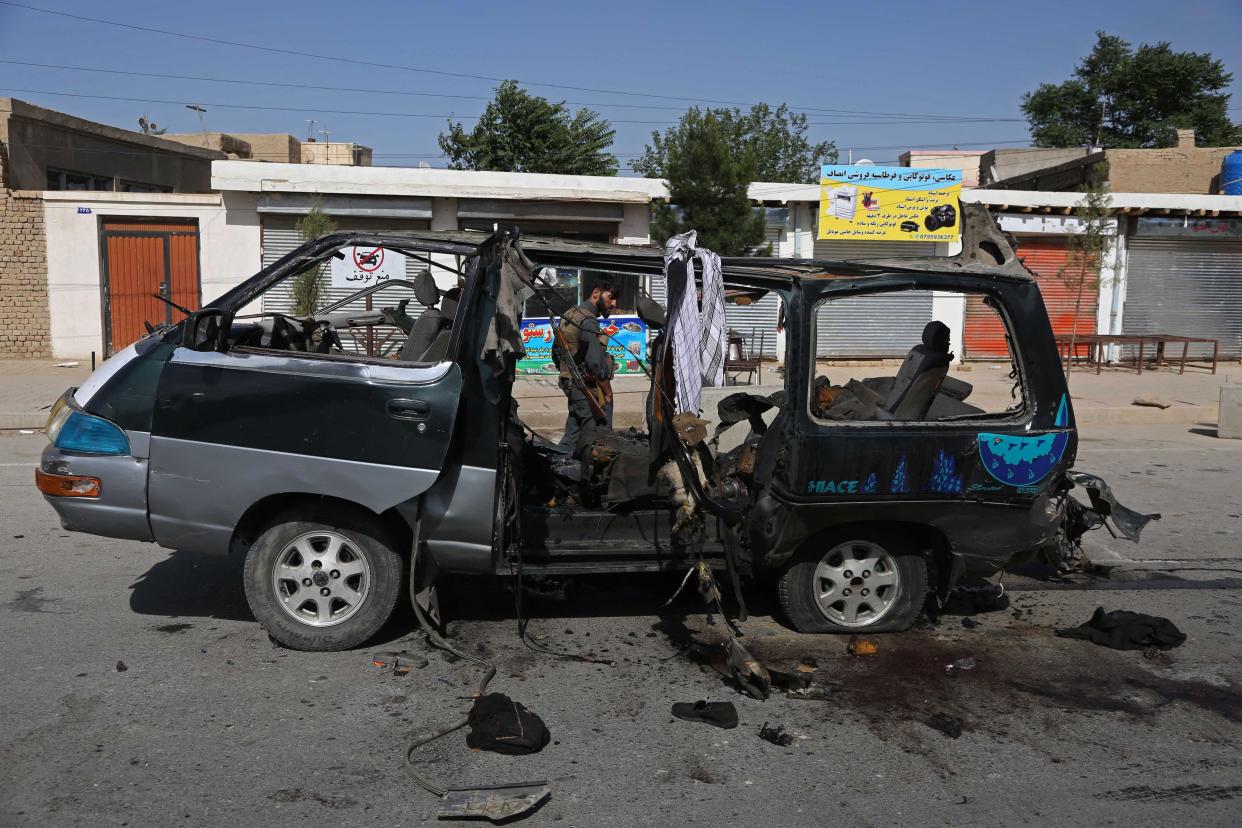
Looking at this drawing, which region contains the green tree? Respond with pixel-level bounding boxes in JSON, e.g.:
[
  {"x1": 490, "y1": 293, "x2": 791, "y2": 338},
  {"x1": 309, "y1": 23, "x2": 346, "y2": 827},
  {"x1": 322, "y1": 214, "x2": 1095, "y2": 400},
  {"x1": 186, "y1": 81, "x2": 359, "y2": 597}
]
[
  {"x1": 1058, "y1": 167, "x2": 1113, "y2": 379},
  {"x1": 1023, "y1": 32, "x2": 1241, "y2": 148},
  {"x1": 438, "y1": 80, "x2": 617, "y2": 175},
  {"x1": 291, "y1": 201, "x2": 337, "y2": 316},
  {"x1": 649, "y1": 108, "x2": 767, "y2": 256},
  {"x1": 632, "y1": 103, "x2": 837, "y2": 183}
]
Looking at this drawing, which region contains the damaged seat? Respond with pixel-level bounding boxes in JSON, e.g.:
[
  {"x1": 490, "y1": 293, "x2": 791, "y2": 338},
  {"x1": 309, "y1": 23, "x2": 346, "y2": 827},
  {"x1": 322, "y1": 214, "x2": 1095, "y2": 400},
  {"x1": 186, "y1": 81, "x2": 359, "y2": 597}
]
[{"x1": 881, "y1": 321, "x2": 952, "y2": 420}]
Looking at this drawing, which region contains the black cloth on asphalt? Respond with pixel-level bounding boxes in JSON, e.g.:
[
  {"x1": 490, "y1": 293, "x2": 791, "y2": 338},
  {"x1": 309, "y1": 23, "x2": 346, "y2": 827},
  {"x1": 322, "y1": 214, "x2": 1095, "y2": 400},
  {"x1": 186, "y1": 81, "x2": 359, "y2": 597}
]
[
  {"x1": 1056, "y1": 606, "x2": 1187, "y2": 651},
  {"x1": 671, "y1": 700, "x2": 738, "y2": 729},
  {"x1": 464, "y1": 693, "x2": 551, "y2": 755}
]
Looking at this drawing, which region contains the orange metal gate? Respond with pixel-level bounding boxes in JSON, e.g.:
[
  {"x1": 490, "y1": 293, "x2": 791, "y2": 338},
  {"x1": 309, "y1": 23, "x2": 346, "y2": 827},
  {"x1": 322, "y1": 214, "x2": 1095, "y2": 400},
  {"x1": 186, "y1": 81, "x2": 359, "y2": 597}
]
[
  {"x1": 101, "y1": 220, "x2": 200, "y2": 355},
  {"x1": 963, "y1": 237, "x2": 1097, "y2": 359}
]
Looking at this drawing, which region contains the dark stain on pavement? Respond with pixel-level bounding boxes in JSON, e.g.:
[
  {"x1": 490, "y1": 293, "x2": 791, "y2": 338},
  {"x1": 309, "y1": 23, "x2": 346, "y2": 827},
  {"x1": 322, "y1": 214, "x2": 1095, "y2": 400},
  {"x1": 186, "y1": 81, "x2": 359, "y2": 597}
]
[
  {"x1": 1095, "y1": 783, "x2": 1242, "y2": 803},
  {"x1": 269, "y1": 788, "x2": 358, "y2": 809},
  {"x1": 152, "y1": 622, "x2": 194, "y2": 634},
  {"x1": 8, "y1": 587, "x2": 55, "y2": 613},
  {"x1": 676, "y1": 620, "x2": 1242, "y2": 742}
]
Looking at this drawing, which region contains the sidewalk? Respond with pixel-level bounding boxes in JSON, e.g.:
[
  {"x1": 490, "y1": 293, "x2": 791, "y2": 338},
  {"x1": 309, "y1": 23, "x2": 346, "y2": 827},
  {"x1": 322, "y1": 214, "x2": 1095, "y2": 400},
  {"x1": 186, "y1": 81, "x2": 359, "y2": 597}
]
[
  {"x1": 0, "y1": 359, "x2": 90, "y2": 429},
  {"x1": 0, "y1": 357, "x2": 1233, "y2": 433}
]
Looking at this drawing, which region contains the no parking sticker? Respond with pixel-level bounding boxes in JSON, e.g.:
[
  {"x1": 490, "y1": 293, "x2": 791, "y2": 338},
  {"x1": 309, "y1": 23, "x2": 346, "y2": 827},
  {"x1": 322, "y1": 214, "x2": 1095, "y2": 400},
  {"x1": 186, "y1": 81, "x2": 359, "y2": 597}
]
[{"x1": 330, "y1": 245, "x2": 406, "y2": 288}]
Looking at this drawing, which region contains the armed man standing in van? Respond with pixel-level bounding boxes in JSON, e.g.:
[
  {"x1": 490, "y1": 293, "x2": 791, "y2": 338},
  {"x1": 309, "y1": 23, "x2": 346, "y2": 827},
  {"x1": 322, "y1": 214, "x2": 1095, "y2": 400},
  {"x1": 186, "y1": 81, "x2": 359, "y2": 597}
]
[{"x1": 553, "y1": 280, "x2": 618, "y2": 454}]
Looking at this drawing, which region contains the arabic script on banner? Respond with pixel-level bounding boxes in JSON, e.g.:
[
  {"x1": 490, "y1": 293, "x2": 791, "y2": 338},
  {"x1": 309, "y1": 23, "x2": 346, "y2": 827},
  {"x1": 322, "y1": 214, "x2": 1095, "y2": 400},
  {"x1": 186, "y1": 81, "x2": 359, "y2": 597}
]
[
  {"x1": 516, "y1": 315, "x2": 648, "y2": 376},
  {"x1": 818, "y1": 165, "x2": 963, "y2": 242},
  {"x1": 330, "y1": 245, "x2": 407, "y2": 288}
]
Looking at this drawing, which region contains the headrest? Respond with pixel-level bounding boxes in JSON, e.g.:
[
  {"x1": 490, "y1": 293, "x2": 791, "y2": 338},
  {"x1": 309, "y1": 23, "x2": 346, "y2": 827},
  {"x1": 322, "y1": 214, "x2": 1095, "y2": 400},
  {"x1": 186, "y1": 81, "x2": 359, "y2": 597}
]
[{"x1": 922, "y1": 321, "x2": 950, "y2": 353}]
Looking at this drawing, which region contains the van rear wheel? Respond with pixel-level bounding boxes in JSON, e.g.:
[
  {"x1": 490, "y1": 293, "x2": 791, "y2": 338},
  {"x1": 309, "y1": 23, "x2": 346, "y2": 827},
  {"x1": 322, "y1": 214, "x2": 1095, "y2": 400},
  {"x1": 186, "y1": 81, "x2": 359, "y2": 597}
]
[
  {"x1": 243, "y1": 507, "x2": 404, "y2": 651},
  {"x1": 778, "y1": 529, "x2": 928, "y2": 633}
]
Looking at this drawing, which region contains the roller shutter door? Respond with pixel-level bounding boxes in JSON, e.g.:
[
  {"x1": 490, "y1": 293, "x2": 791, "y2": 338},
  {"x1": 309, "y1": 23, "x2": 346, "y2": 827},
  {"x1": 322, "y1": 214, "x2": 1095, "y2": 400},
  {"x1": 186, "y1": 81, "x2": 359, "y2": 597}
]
[
  {"x1": 963, "y1": 236, "x2": 1096, "y2": 360},
  {"x1": 725, "y1": 225, "x2": 788, "y2": 356},
  {"x1": 1124, "y1": 237, "x2": 1242, "y2": 358},
  {"x1": 811, "y1": 239, "x2": 937, "y2": 357},
  {"x1": 259, "y1": 215, "x2": 432, "y2": 316}
]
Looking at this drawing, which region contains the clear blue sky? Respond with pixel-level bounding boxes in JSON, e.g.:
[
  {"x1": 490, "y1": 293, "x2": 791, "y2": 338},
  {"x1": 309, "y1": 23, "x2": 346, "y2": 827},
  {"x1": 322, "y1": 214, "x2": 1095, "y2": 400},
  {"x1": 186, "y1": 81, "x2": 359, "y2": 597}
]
[{"x1": 1, "y1": 0, "x2": 1239, "y2": 173}]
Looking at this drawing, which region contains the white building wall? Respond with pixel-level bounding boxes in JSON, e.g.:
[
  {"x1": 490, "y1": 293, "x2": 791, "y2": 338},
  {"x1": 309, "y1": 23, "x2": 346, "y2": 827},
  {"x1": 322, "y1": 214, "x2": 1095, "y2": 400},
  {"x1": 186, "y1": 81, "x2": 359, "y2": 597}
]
[
  {"x1": 42, "y1": 191, "x2": 260, "y2": 358},
  {"x1": 618, "y1": 203, "x2": 652, "y2": 245}
]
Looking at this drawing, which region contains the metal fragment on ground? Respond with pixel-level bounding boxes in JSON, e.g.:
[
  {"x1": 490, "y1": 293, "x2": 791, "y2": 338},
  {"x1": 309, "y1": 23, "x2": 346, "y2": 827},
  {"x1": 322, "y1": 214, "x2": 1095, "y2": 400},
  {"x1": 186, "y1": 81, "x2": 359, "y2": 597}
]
[
  {"x1": 437, "y1": 783, "x2": 551, "y2": 821},
  {"x1": 945, "y1": 656, "x2": 977, "y2": 675}
]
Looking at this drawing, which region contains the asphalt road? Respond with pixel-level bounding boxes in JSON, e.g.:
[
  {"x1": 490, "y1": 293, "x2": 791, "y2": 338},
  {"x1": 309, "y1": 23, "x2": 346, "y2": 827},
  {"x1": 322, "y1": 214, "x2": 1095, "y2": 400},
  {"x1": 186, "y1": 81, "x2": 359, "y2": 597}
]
[{"x1": 2, "y1": 424, "x2": 1241, "y2": 827}]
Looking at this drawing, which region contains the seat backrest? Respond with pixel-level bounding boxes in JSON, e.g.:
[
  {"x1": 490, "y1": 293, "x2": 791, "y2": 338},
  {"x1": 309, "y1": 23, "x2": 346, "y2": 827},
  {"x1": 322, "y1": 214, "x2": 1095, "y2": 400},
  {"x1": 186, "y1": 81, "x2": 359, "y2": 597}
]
[
  {"x1": 883, "y1": 321, "x2": 952, "y2": 420},
  {"x1": 419, "y1": 328, "x2": 453, "y2": 362},
  {"x1": 399, "y1": 308, "x2": 447, "y2": 361}
]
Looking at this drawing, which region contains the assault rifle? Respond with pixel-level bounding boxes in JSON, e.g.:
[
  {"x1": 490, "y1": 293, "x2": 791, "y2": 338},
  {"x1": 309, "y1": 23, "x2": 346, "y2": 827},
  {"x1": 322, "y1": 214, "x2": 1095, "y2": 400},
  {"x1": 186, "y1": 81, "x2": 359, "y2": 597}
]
[{"x1": 552, "y1": 322, "x2": 609, "y2": 426}]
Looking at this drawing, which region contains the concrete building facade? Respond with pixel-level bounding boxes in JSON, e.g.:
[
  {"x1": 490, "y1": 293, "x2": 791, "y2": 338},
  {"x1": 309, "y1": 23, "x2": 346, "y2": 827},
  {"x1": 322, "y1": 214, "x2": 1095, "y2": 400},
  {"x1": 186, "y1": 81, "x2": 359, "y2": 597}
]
[
  {"x1": 300, "y1": 141, "x2": 373, "y2": 167},
  {"x1": 40, "y1": 191, "x2": 259, "y2": 359},
  {"x1": 0, "y1": 98, "x2": 223, "y2": 193},
  {"x1": 898, "y1": 150, "x2": 985, "y2": 187},
  {"x1": 11, "y1": 150, "x2": 1242, "y2": 363},
  {"x1": 986, "y1": 130, "x2": 1242, "y2": 194}
]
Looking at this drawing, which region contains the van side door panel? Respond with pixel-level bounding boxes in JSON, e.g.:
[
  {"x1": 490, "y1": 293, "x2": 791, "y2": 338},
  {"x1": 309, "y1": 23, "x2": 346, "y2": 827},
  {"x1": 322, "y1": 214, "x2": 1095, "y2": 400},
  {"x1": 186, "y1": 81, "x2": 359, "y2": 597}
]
[{"x1": 147, "y1": 348, "x2": 461, "y2": 555}]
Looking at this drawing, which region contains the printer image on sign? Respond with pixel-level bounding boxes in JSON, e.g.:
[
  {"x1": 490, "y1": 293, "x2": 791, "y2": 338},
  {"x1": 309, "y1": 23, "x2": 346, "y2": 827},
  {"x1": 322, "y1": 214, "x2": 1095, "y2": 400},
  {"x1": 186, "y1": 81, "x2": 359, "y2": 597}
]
[{"x1": 818, "y1": 165, "x2": 963, "y2": 243}]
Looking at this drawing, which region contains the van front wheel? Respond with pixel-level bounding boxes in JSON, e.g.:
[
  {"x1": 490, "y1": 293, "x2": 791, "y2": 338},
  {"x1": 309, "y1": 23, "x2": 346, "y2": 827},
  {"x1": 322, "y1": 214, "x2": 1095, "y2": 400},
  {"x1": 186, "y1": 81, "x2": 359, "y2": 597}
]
[
  {"x1": 243, "y1": 507, "x2": 403, "y2": 651},
  {"x1": 778, "y1": 530, "x2": 928, "y2": 633}
]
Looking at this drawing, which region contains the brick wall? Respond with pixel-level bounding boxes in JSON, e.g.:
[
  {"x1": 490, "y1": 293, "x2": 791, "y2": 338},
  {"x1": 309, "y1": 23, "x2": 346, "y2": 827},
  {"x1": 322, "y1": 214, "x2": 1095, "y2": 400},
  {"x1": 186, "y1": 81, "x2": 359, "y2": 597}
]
[
  {"x1": 0, "y1": 152, "x2": 52, "y2": 357},
  {"x1": 1107, "y1": 146, "x2": 1239, "y2": 194}
]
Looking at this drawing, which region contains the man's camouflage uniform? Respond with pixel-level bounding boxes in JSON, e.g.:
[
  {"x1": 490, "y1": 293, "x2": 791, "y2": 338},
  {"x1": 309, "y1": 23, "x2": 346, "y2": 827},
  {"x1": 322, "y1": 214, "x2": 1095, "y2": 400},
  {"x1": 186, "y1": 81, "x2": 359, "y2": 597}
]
[{"x1": 554, "y1": 299, "x2": 614, "y2": 453}]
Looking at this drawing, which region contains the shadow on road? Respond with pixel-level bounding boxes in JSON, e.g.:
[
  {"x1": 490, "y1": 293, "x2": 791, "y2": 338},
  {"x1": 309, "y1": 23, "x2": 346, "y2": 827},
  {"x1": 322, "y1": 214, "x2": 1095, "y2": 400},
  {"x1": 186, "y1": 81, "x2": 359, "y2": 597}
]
[{"x1": 128, "y1": 550, "x2": 254, "y2": 622}]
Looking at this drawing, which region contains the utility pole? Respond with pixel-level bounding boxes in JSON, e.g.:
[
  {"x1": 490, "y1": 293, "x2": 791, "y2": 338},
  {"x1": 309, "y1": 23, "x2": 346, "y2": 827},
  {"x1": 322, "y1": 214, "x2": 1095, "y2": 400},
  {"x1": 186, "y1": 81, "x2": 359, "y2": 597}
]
[
  {"x1": 185, "y1": 104, "x2": 208, "y2": 141},
  {"x1": 1092, "y1": 99, "x2": 1109, "y2": 150}
]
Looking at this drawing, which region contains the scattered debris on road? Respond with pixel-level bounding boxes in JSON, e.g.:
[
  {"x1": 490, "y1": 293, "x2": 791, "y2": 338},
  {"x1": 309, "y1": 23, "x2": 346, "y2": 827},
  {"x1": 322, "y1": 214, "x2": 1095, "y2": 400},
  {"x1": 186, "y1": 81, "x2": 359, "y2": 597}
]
[
  {"x1": 726, "y1": 637, "x2": 771, "y2": 700},
  {"x1": 927, "y1": 712, "x2": 964, "y2": 739},
  {"x1": 671, "y1": 700, "x2": 738, "y2": 729},
  {"x1": 758, "y1": 721, "x2": 795, "y2": 747},
  {"x1": 1056, "y1": 607, "x2": 1187, "y2": 651},
  {"x1": 369, "y1": 650, "x2": 428, "y2": 675},
  {"x1": 115, "y1": 659, "x2": 127, "y2": 672},
  {"x1": 847, "y1": 636, "x2": 879, "y2": 656},
  {"x1": 465, "y1": 693, "x2": 551, "y2": 755},
  {"x1": 946, "y1": 656, "x2": 977, "y2": 676},
  {"x1": 1132, "y1": 395, "x2": 1172, "y2": 409}
]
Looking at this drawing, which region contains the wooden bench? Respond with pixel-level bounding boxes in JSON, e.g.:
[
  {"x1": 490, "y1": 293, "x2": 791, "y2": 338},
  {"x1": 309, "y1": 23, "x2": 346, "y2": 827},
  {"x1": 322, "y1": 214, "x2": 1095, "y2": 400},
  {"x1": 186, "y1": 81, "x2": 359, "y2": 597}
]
[
  {"x1": 725, "y1": 328, "x2": 764, "y2": 385},
  {"x1": 1055, "y1": 333, "x2": 1220, "y2": 374}
]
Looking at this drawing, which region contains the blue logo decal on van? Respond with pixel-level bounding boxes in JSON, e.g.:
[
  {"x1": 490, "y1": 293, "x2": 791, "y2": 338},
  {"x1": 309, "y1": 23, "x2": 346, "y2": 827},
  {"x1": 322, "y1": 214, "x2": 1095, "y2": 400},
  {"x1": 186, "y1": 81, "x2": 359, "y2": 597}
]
[{"x1": 977, "y1": 431, "x2": 1069, "y2": 486}]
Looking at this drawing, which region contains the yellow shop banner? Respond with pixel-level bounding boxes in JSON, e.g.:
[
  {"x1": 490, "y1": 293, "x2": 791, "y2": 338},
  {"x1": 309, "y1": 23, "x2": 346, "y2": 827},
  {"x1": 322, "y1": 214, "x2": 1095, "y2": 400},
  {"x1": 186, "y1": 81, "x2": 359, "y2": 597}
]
[{"x1": 819, "y1": 165, "x2": 963, "y2": 242}]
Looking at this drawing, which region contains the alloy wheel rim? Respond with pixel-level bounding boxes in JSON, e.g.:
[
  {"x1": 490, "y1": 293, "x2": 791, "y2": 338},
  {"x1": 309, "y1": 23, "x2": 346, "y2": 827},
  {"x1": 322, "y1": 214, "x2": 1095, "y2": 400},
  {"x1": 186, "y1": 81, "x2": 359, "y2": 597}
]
[
  {"x1": 812, "y1": 540, "x2": 900, "y2": 627},
  {"x1": 272, "y1": 531, "x2": 371, "y2": 627}
]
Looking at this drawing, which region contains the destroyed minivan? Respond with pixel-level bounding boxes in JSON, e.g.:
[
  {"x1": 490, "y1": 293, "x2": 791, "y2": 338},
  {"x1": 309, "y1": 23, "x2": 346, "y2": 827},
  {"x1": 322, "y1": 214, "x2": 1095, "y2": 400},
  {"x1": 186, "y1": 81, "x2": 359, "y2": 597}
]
[{"x1": 38, "y1": 204, "x2": 1137, "y2": 651}]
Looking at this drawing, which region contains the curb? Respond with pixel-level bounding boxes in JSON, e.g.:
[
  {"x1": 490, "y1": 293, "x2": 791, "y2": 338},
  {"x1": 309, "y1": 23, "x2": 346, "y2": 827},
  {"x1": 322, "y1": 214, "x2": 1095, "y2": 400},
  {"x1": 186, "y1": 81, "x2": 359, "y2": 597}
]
[
  {"x1": 0, "y1": 414, "x2": 47, "y2": 430},
  {"x1": 1074, "y1": 405, "x2": 1215, "y2": 426}
]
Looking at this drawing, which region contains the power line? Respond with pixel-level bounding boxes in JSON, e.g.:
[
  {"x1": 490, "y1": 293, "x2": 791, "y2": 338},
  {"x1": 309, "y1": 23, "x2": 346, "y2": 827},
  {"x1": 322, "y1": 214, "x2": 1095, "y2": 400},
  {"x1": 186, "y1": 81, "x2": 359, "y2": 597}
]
[
  {"x1": 0, "y1": 87, "x2": 1027, "y2": 128},
  {"x1": 0, "y1": 60, "x2": 1029, "y2": 124},
  {"x1": 0, "y1": 58, "x2": 1024, "y2": 124},
  {"x1": 0, "y1": 2, "x2": 1024, "y2": 122},
  {"x1": 0, "y1": 59, "x2": 685, "y2": 112}
]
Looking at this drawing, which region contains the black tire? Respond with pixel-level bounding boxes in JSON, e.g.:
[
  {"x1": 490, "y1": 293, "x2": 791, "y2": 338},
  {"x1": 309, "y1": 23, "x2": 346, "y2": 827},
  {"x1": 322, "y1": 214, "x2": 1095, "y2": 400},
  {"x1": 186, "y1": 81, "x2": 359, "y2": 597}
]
[
  {"x1": 243, "y1": 506, "x2": 404, "y2": 651},
  {"x1": 777, "y1": 528, "x2": 929, "y2": 634}
]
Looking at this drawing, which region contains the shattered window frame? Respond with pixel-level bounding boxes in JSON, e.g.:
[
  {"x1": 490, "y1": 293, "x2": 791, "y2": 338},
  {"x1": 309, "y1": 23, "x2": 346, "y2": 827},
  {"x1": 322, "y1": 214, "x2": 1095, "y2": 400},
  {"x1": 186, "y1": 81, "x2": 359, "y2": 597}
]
[
  {"x1": 229, "y1": 240, "x2": 472, "y2": 368},
  {"x1": 806, "y1": 284, "x2": 1030, "y2": 427}
]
